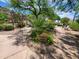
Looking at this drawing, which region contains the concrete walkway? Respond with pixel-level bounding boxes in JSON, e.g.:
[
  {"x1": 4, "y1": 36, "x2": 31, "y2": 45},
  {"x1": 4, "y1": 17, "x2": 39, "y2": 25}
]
[
  {"x1": 0, "y1": 28, "x2": 39, "y2": 59},
  {"x1": 0, "y1": 26, "x2": 79, "y2": 59}
]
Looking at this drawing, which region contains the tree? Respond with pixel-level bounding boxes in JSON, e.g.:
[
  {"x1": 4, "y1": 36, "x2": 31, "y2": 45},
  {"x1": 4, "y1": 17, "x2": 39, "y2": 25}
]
[
  {"x1": 10, "y1": 0, "x2": 55, "y2": 19},
  {"x1": 52, "y1": 0, "x2": 79, "y2": 21},
  {"x1": 76, "y1": 19, "x2": 79, "y2": 23},
  {"x1": 73, "y1": 3, "x2": 79, "y2": 21},
  {"x1": 53, "y1": 14, "x2": 60, "y2": 20},
  {"x1": 61, "y1": 17, "x2": 70, "y2": 26}
]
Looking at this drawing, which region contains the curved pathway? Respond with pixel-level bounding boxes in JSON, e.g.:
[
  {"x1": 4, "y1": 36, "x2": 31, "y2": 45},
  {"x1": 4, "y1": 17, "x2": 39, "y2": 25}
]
[
  {"x1": 0, "y1": 26, "x2": 79, "y2": 59},
  {"x1": 0, "y1": 27, "x2": 39, "y2": 59}
]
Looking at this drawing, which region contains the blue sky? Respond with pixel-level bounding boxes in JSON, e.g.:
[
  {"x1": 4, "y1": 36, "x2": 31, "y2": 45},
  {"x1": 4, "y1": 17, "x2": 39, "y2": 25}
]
[
  {"x1": 57, "y1": 11, "x2": 74, "y2": 19},
  {"x1": 0, "y1": 0, "x2": 9, "y2": 2},
  {"x1": 0, "y1": 0, "x2": 74, "y2": 19},
  {"x1": 0, "y1": 1, "x2": 7, "y2": 7},
  {"x1": 0, "y1": 0, "x2": 9, "y2": 7}
]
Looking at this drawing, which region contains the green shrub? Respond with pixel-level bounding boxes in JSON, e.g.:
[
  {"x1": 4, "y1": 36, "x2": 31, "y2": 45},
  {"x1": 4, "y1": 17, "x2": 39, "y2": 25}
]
[
  {"x1": 69, "y1": 22, "x2": 79, "y2": 31},
  {"x1": 31, "y1": 18, "x2": 46, "y2": 34},
  {"x1": 45, "y1": 20, "x2": 55, "y2": 31},
  {"x1": 0, "y1": 25, "x2": 4, "y2": 31},
  {"x1": 0, "y1": 13, "x2": 8, "y2": 24},
  {"x1": 0, "y1": 24, "x2": 14, "y2": 31},
  {"x1": 17, "y1": 22, "x2": 25, "y2": 28},
  {"x1": 31, "y1": 30, "x2": 37, "y2": 38},
  {"x1": 0, "y1": 21, "x2": 5, "y2": 24},
  {"x1": 61, "y1": 17, "x2": 70, "y2": 26},
  {"x1": 4, "y1": 24, "x2": 14, "y2": 31},
  {"x1": 76, "y1": 19, "x2": 79, "y2": 23},
  {"x1": 31, "y1": 19, "x2": 55, "y2": 34},
  {"x1": 47, "y1": 35, "x2": 53, "y2": 45},
  {"x1": 30, "y1": 17, "x2": 55, "y2": 44}
]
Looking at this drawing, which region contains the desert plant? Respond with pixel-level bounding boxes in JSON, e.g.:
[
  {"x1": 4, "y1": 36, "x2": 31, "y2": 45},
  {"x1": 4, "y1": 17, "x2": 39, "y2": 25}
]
[
  {"x1": 0, "y1": 25, "x2": 4, "y2": 31},
  {"x1": 45, "y1": 20, "x2": 55, "y2": 32},
  {"x1": 0, "y1": 24, "x2": 14, "y2": 31},
  {"x1": 69, "y1": 21, "x2": 79, "y2": 31},
  {"x1": 31, "y1": 17, "x2": 46, "y2": 34},
  {"x1": 38, "y1": 33, "x2": 53, "y2": 45},
  {"x1": 30, "y1": 16, "x2": 55, "y2": 44},
  {"x1": 17, "y1": 22, "x2": 25, "y2": 28},
  {"x1": 76, "y1": 19, "x2": 79, "y2": 23},
  {"x1": 47, "y1": 35, "x2": 53, "y2": 45},
  {"x1": 0, "y1": 13, "x2": 8, "y2": 24},
  {"x1": 39, "y1": 33, "x2": 49, "y2": 43},
  {"x1": 3, "y1": 24, "x2": 14, "y2": 31},
  {"x1": 61, "y1": 17, "x2": 70, "y2": 26},
  {"x1": 31, "y1": 30, "x2": 37, "y2": 38}
]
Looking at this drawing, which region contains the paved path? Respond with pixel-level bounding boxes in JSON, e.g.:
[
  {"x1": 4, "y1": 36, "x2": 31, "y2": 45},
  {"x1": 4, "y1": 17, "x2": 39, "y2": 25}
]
[
  {"x1": 0, "y1": 28, "x2": 39, "y2": 59},
  {"x1": 0, "y1": 26, "x2": 79, "y2": 59}
]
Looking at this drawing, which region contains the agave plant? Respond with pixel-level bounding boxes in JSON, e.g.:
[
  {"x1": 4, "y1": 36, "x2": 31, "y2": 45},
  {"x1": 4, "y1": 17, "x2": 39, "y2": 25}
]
[{"x1": 31, "y1": 17, "x2": 46, "y2": 34}]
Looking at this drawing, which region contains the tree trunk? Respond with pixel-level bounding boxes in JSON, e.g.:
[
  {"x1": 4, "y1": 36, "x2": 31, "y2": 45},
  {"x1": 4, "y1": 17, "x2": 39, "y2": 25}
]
[{"x1": 73, "y1": 12, "x2": 77, "y2": 21}]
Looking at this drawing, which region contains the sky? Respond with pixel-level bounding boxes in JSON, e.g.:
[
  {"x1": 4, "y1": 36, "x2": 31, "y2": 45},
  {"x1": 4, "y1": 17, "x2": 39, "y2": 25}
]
[
  {"x1": 0, "y1": 1, "x2": 8, "y2": 7},
  {"x1": 0, "y1": 0, "x2": 9, "y2": 2},
  {"x1": 0, "y1": 0, "x2": 74, "y2": 19},
  {"x1": 57, "y1": 11, "x2": 74, "y2": 19}
]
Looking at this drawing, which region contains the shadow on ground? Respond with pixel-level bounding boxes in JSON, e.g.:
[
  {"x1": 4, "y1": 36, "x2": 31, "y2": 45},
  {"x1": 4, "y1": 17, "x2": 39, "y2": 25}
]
[
  {"x1": 59, "y1": 33, "x2": 79, "y2": 59},
  {"x1": 8, "y1": 29, "x2": 79, "y2": 59}
]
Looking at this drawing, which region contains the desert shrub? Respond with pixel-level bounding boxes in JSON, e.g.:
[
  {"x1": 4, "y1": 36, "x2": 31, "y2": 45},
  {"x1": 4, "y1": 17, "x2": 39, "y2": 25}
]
[
  {"x1": 31, "y1": 19, "x2": 55, "y2": 34},
  {"x1": 30, "y1": 16, "x2": 55, "y2": 44},
  {"x1": 0, "y1": 24, "x2": 14, "y2": 31},
  {"x1": 0, "y1": 25, "x2": 4, "y2": 31},
  {"x1": 0, "y1": 13, "x2": 8, "y2": 24},
  {"x1": 3, "y1": 24, "x2": 14, "y2": 31},
  {"x1": 47, "y1": 35, "x2": 53, "y2": 45},
  {"x1": 69, "y1": 21, "x2": 79, "y2": 31},
  {"x1": 31, "y1": 32, "x2": 53, "y2": 45},
  {"x1": 31, "y1": 18, "x2": 46, "y2": 34},
  {"x1": 17, "y1": 22, "x2": 25, "y2": 28},
  {"x1": 31, "y1": 19, "x2": 46, "y2": 42},
  {"x1": 30, "y1": 17, "x2": 45, "y2": 43},
  {"x1": 45, "y1": 20, "x2": 55, "y2": 32},
  {"x1": 31, "y1": 30, "x2": 37, "y2": 38},
  {"x1": 61, "y1": 17, "x2": 70, "y2": 26},
  {"x1": 39, "y1": 33, "x2": 49, "y2": 43},
  {"x1": 38, "y1": 33, "x2": 53, "y2": 45},
  {"x1": 0, "y1": 21, "x2": 5, "y2": 24},
  {"x1": 76, "y1": 19, "x2": 79, "y2": 23}
]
